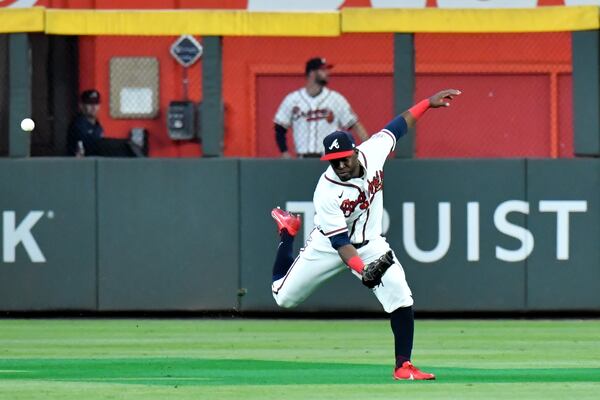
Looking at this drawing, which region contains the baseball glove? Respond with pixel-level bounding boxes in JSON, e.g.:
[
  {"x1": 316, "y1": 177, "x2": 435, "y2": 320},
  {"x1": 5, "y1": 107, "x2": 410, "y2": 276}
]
[{"x1": 361, "y1": 250, "x2": 394, "y2": 289}]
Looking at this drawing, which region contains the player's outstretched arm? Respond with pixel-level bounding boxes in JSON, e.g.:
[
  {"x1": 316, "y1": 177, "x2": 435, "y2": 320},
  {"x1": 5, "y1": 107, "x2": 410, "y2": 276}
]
[
  {"x1": 401, "y1": 89, "x2": 461, "y2": 129},
  {"x1": 382, "y1": 89, "x2": 460, "y2": 140}
]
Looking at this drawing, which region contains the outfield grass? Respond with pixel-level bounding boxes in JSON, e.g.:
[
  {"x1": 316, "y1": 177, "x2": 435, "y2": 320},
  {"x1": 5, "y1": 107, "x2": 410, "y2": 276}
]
[{"x1": 0, "y1": 319, "x2": 598, "y2": 399}]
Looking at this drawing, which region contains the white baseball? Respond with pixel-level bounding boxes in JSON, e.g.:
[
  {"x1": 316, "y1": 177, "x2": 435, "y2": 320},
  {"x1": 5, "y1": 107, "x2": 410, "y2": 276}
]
[{"x1": 20, "y1": 118, "x2": 35, "y2": 132}]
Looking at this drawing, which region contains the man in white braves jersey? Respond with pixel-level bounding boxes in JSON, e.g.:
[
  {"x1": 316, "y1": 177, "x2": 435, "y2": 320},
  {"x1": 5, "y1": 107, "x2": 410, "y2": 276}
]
[
  {"x1": 270, "y1": 88, "x2": 461, "y2": 380},
  {"x1": 274, "y1": 57, "x2": 369, "y2": 158}
]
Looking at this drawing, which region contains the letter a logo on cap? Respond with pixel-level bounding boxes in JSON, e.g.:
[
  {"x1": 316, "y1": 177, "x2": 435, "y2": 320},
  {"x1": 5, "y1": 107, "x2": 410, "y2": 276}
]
[
  {"x1": 321, "y1": 131, "x2": 356, "y2": 160},
  {"x1": 329, "y1": 139, "x2": 340, "y2": 150}
]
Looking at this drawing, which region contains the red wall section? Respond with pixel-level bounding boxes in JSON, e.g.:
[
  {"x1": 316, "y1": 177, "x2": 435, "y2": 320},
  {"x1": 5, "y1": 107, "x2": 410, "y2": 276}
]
[
  {"x1": 222, "y1": 33, "x2": 394, "y2": 157},
  {"x1": 414, "y1": 32, "x2": 572, "y2": 158},
  {"x1": 226, "y1": 32, "x2": 572, "y2": 158},
  {"x1": 32, "y1": 2, "x2": 578, "y2": 159},
  {"x1": 79, "y1": 36, "x2": 203, "y2": 157},
  {"x1": 416, "y1": 74, "x2": 551, "y2": 158},
  {"x1": 77, "y1": 31, "x2": 573, "y2": 158},
  {"x1": 41, "y1": 1, "x2": 574, "y2": 158},
  {"x1": 415, "y1": 33, "x2": 571, "y2": 65}
]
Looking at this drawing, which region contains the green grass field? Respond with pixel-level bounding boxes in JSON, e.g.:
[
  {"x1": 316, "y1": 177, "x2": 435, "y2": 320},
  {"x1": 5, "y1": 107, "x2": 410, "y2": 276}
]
[{"x1": 0, "y1": 319, "x2": 598, "y2": 399}]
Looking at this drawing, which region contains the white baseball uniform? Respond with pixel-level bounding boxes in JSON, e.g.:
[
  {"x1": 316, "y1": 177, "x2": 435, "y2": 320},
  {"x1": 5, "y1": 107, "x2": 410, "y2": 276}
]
[
  {"x1": 274, "y1": 87, "x2": 358, "y2": 154},
  {"x1": 271, "y1": 128, "x2": 414, "y2": 313}
]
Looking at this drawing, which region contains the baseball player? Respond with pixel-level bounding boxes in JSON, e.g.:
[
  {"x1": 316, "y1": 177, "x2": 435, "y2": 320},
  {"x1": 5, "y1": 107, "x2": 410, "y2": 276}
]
[
  {"x1": 270, "y1": 88, "x2": 461, "y2": 380},
  {"x1": 274, "y1": 57, "x2": 369, "y2": 158}
]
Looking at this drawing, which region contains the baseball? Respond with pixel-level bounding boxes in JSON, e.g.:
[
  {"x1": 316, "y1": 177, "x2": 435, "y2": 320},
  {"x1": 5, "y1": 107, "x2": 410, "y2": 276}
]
[{"x1": 20, "y1": 118, "x2": 35, "y2": 132}]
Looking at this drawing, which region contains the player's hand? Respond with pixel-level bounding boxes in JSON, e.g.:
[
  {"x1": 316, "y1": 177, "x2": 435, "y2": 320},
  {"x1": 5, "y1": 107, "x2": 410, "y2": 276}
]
[
  {"x1": 428, "y1": 89, "x2": 461, "y2": 108},
  {"x1": 281, "y1": 151, "x2": 292, "y2": 159}
]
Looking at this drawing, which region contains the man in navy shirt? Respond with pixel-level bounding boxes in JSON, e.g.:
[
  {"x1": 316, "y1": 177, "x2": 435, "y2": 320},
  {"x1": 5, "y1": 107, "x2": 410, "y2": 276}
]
[
  {"x1": 67, "y1": 89, "x2": 104, "y2": 156},
  {"x1": 67, "y1": 90, "x2": 146, "y2": 157}
]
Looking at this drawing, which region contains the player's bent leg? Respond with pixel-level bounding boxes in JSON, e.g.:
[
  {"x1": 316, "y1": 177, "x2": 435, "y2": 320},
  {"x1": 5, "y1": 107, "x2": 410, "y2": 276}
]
[
  {"x1": 271, "y1": 230, "x2": 296, "y2": 282},
  {"x1": 271, "y1": 208, "x2": 302, "y2": 281},
  {"x1": 271, "y1": 254, "x2": 307, "y2": 309},
  {"x1": 271, "y1": 235, "x2": 343, "y2": 309},
  {"x1": 272, "y1": 254, "x2": 343, "y2": 308}
]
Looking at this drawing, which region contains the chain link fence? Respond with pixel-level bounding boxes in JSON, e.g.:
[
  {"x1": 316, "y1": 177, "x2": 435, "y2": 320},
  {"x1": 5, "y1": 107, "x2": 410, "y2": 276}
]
[
  {"x1": 414, "y1": 32, "x2": 573, "y2": 158},
  {"x1": 0, "y1": 31, "x2": 576, "y2": 158}
]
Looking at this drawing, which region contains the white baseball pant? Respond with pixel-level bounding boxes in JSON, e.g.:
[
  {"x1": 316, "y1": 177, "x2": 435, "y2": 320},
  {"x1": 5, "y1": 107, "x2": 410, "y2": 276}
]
[{"x1": 271, "y1": 229, "x2": 413, "y2": 313}]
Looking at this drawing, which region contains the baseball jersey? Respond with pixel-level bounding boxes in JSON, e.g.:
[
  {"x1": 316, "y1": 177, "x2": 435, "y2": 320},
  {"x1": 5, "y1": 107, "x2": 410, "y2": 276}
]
[
  {"x1": 274, "y1": 87, "x2": 358, "y2": 154},
  {"x1": 313, "y1": 129, "x2": 397, "y2": 244}
]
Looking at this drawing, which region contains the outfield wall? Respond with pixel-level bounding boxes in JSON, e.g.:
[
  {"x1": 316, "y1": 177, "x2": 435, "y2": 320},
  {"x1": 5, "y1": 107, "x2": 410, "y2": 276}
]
[{"x1": 0, "y1": 158, "x2": 598, "y2": 312}]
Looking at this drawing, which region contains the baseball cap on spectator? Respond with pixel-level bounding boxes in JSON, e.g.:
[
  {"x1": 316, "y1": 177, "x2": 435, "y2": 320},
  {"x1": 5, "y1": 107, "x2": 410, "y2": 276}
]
[
  {"x1": 321, "y1": 131, "x2": 356, "y2": 160},
  {"x1": 305, "y1": 57, "x2": 333, "y2": 76},
  {"x1": 81, "y1": 89, "x2": 100, "y2": 105}
]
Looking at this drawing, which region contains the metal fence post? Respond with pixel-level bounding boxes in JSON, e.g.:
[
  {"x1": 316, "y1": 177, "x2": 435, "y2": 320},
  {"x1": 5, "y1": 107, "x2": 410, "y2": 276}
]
[
  {"x1": 8, "y1": 33, "x2": 31, "y2": 158},
  {"x1": 394, "y1": 33, "x2": 415, "y2": 159},
  {"x1": 201, "y1": 36, "x2": 224, "y2": 157},
  {"x1": 572, "y1": 31, "x2": 600, "y2": 156}
]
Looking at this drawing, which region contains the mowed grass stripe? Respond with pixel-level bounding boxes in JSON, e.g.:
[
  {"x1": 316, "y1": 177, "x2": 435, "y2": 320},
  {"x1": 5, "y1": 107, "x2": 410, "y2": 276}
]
[{"x1": 0, "y1": 358, "x2": 599, "y2": 386}]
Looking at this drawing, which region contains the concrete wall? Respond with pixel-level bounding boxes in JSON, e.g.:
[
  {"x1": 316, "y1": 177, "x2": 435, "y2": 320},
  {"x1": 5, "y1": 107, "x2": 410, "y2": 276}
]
[{"x1": 0, "y1": 158, "x2": 598, "y2": 312}]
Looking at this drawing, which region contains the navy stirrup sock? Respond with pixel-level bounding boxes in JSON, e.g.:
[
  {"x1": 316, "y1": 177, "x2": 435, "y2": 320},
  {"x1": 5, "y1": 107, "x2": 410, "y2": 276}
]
[
  {"x1": 390, "y1": 306, "x2": 415, "y2": 368},
  {"x1": 272, "y1": 230, "x2": 295, "y2": 281}
]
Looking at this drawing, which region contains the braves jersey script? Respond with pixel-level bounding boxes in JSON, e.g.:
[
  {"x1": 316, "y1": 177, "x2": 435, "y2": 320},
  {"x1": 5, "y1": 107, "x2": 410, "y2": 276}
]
[
  {"x1": 313, "y1": 129, "x2": 397, "y2": 244},
  {"x1": 274, "y1": 87, "x2": 358, "y2": 154}
]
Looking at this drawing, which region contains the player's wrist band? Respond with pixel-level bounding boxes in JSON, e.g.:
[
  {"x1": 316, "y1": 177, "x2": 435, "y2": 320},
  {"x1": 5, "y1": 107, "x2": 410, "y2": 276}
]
[
  {"x1": 347, "y1": 256, "x2": 365, "y2": 274},
  {"x1": 408, "y1": 99, "x2": 430, "y2": 120}
]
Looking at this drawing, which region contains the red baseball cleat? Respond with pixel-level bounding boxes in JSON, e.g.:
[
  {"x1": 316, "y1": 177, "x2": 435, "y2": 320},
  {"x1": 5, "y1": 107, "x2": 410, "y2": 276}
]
[
  {"x1": 393, "y1": 361, "x2": 436, "y2": 381},
  {"x1": 271, "y1": 207, "x2": 301, "y2": 237}
]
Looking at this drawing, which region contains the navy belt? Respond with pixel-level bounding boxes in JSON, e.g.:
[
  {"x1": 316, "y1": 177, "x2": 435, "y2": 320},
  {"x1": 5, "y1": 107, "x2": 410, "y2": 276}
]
[{"x1": 352, "y1": 240, "x2": 369, "y2": 249}]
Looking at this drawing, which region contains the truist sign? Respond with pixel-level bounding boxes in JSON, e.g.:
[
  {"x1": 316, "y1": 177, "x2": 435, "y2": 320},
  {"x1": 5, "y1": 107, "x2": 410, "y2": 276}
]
[
  {"x1": 402, "y1": 200, "x2": 588, "y2": 263},
  {"x1": 2, "y1": 210, "x2": 50, "y2": 263},
  {"x1": 286, "y1": 199, "x2": 589, "y2": 264}
]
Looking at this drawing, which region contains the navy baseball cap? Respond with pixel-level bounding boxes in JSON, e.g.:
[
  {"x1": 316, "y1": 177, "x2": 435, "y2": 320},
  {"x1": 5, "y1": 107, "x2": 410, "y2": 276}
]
[
  {"x1": 321, "y1": 131, "x2": 356, "y2": 160},
  {"x1": 305, "y1": 57, "x2": 333, "y2": 75},
  {"x1": 81, "y1": 89, "x2": 100, "y2": 104}
]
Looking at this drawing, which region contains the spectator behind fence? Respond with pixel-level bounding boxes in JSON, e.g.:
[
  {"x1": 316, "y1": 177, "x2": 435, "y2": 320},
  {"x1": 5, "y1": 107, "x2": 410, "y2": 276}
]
[
  {"x1": 67, "y1": 89, "x2": 145, "y2": 157},
  {"x1": 274, "y1": 57, "x2": 369, "y2": 159}
]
